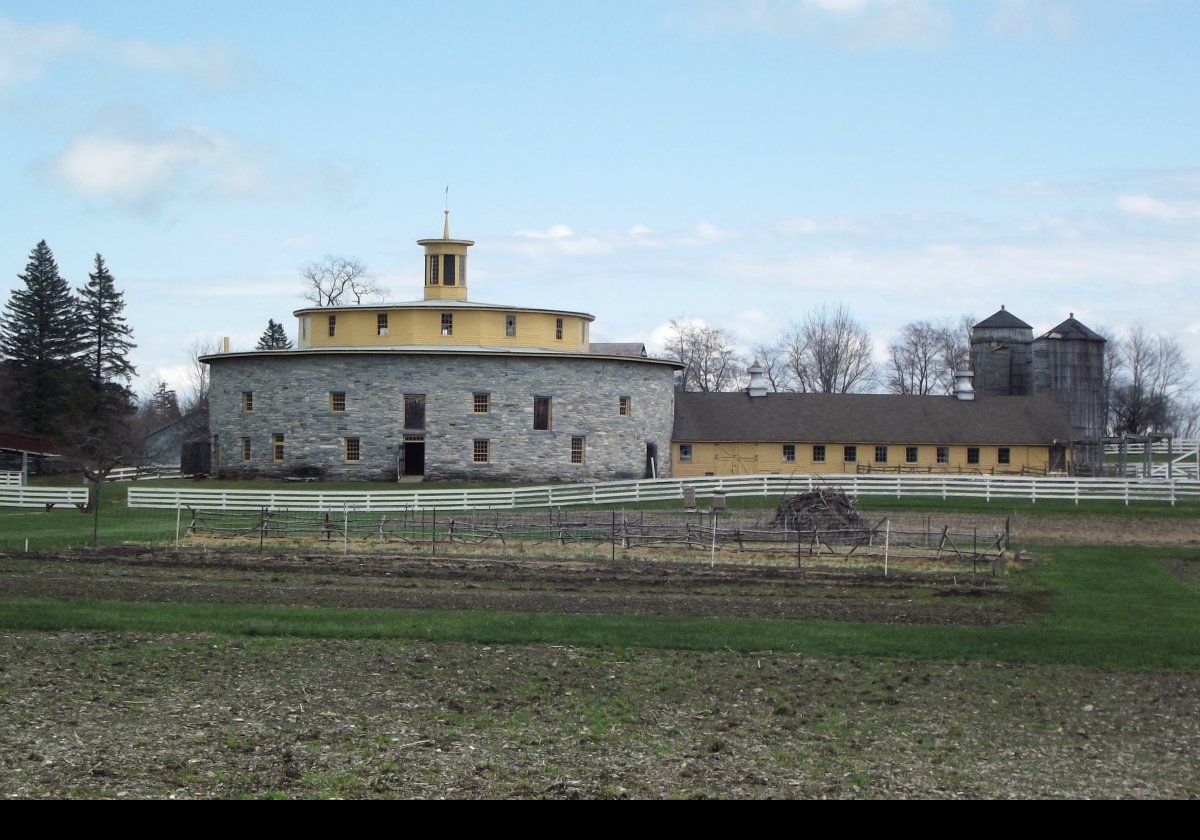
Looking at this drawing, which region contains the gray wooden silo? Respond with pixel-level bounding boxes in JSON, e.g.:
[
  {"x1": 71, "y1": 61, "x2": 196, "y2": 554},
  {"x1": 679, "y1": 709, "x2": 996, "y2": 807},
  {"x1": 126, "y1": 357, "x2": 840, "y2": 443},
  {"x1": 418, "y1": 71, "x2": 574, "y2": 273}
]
[
  {"x1": 970, "y1": 307, "x2": 1034, "y2": 396},
  {"x1": 1032, "y1": 315, "x2": 1107, "y2": 441}
]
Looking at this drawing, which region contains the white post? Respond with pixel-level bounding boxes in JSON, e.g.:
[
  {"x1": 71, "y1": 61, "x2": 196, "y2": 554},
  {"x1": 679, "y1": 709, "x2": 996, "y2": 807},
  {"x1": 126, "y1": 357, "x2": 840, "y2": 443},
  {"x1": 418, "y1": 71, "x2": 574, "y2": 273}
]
[
  {"x1": 174, "y1": 498, "x2": 182, "y2": 548},
  {"x1": 343, "y1": 503, "x2": 349, "y2": 555},
  {"x1": 883, "y1": 517, "x2": 890, "y2": 577},
  {"x1": 710, "y1": 512, "x2": 718, "y2": 568}
]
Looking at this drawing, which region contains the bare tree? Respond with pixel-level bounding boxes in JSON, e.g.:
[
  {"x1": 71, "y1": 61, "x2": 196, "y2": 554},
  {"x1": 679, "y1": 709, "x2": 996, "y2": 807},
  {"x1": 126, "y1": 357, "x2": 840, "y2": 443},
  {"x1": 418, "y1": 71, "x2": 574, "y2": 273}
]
[
  {"x1": 183, "y1": 337, "x2": 221, "y2": 418},
  {"x1": 1111, "y1": 324, "x2": 1193, "y2": 434},
  {"x1": 783, "y1": 304, "x2": 876, "y2": 394},
  {"x1": 887, "y1": 316, "x2": 974, "y2": 396},
  {"x1": 662, "y1": 320, "x2": 745, "y2": 392},
  {"x1": 301, "y1": 256, "x2": 386, "y2": 306}
]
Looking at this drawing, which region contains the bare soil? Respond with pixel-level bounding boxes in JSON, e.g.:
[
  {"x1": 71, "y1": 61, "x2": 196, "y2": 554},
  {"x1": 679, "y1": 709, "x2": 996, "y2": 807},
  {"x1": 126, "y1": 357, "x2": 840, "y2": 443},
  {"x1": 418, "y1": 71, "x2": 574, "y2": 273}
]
[
  {"x1": 865, "y1": 510, "x2": 1200, "y2": 547},
  {"x1": 2, "y1": 633, "x2": 1197, "y2": 799}
]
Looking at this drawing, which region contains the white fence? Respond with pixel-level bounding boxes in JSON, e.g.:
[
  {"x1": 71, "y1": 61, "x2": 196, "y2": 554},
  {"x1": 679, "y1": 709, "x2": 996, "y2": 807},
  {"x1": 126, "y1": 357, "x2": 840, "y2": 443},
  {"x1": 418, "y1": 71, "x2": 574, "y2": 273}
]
[
  {"x1": 0, "y1": 486, "x2": 90, "y2": 509},
  {"x1": 0, "y1": 471, "x2": 23, "y2": 486},
  {"x1": 126, "y1": 473, "x2": 1200, "y2": 513},
  {"x1": 84, "y1": 466, "x2": 183, "y2": 484},
  {"x1": 1104, "y1": 439, "x2": 1200, "y2": 455}
]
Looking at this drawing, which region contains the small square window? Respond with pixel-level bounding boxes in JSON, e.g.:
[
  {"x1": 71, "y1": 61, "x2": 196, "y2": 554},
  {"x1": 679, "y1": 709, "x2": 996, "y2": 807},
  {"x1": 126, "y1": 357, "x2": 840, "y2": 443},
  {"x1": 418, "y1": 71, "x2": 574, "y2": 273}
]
[
  {"x1": 619, "y1": 396, "x2": 631, "y2": 416},
  {"x1": 968, "y1": 447, "x2": 980, "y2": 465},
  {"x1": 844, "y1": 446, "x2": 857, "y2": 463},
  {"x1": 998, "y1": 447, "x2": 1011, "y2": 465},
  {"x1": 533, "y1": 396, "x2": 551, "y2": 431},
  {"x1": 473, "y1": 392, "x2": 490, "y2": 414},
  {"x1": 377, "y1": 313, "x2": 388, "y2": 336},
  {"x1": 679, "y1": 443, "x2": 692, "y2": 463},
  {"x1": 570, "y1": 436, "x2": 585, "y2": 464},
  {"x1": 905, "y1": 446, "x2": 919, "y2": 464},
  {"x1": 473, "y1": 439, "x2": 489, "y2": 464},
  {"x1": 937, "y1": 446, "x2": 949, "y2": 464},
  {"x1": 272, "y1": 433, "x2": 285, "y2": 462},
  {"x1": 330, "y1": 391, "x2": 346, "y2": 412},
  {"x1": 241, "y1": 437, "x2": 251, "y2": 462},
  {"x1": 812, "y1": 444, "x2": 826, "y2": 463},
  {"x1": 328, "y1": 315, "x2": 336, "y2": 337},
  {"x1": 345, "y1": 437, "x2": 361, "y2": 462},
  {"x1": 242, "y1": 391, "x2": 253, "y2": 412},
  {"x1": 783, "y1": 444, "x2": 796, "y2": 462},
  {"x1": 441, "y1": 313, "x2": 453, "y2": 336},
  {"x1": 555, "y1": 318, "x2": 564, "y2": 340},
  {"x1": 875, "y1": 446, "x2": 888, "y2": 464},
  {"x1": 505, "y1": 315, "x2": 517, "y2": 337}
]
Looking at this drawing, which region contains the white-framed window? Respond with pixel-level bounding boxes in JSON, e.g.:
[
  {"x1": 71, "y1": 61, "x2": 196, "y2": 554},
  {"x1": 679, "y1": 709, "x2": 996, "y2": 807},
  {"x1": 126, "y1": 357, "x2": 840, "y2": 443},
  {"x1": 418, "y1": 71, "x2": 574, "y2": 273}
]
[
  {"x1": 473, "y1": 439, "x2": 489, "y2": 464},
  {"x1": 783, "y1": 444, "x2": 796, "y2": 462},
  {"x1": 619, "y1": 396, "x2": 631, "y2": 416},
  {"x1": 441, "y1": 313, "x2": 453, "y2": 336},
  {"x1": 473, "y1": 392, "x2": 490, "y2": 413},
  {"x1": 505, "y1": 315, "x2": 517, "y2": 337},
  {"x1": 345, "y1": 437, "x2": 361, "y2": 462},
  {"x1": 377, "y1": 313, "x2": 388, "y2": 336},
  {"x1": 679, "y1": 444, "x2": 692, "y2": 463}
]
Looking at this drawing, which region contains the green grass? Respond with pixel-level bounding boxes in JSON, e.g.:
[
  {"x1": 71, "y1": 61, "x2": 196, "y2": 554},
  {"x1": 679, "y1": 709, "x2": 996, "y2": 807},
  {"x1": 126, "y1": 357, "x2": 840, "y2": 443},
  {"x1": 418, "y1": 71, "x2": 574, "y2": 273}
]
[{"x1": 1, "y1": 544, "x2": 1197, "y2": 670}]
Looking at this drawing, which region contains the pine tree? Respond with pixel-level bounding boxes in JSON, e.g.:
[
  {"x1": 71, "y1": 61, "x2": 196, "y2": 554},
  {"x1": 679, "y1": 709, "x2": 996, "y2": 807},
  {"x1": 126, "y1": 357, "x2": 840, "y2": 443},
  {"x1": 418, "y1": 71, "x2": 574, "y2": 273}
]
[
  {"x1": 256, "y1": 319, "x2": 293, "y2": 350},
  {"x1": 148, "y1": 379, "x2": 181, "y2": 423},
  {"x1": 78, "y1": 253, "x2": 136, "y2": 391},
  {"x1": 0, "y1": 241, "x2": 86, "y2": 435}
]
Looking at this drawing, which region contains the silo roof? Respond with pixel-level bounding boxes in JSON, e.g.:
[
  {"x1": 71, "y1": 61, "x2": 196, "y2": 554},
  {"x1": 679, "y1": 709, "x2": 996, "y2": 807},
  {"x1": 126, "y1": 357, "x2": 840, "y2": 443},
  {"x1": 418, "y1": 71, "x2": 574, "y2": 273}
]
[
  {"x1": 1041, "y1": 316, "x2": 1106, "y2": 342},
  {"x1": 974, "y1": 307, "x2": 1032, "y2": 330}
]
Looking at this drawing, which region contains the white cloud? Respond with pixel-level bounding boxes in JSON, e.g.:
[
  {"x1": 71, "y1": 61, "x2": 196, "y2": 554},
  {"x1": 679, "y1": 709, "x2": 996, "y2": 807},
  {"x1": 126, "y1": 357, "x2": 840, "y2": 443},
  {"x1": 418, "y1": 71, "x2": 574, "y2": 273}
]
[
  {"x1": 1116, "y1": 194, "x2": 1200, "y2": 223},
  {"x1": 508, "y1": 220, "x2": 739, "y2": 257},
  {"x1": 988, "y1": 0, "x2": 1078, "y2": 42},
  {"x1": 679, "y1": 0, "x2": 955, "y2": 49},
  {"x1": 0, "y1": 14, "x2": 256, "y2": 95},
  {"x1": 43, "y1": 107, "x2": 267, "y2": 209}
]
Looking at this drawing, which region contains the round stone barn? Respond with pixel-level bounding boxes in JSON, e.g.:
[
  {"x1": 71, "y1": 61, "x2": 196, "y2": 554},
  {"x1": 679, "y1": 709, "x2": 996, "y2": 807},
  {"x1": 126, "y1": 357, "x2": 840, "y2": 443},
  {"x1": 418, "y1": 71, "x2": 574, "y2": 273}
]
[{"x1": 203, "y1": 218, "x2": 680, "y2": 482}]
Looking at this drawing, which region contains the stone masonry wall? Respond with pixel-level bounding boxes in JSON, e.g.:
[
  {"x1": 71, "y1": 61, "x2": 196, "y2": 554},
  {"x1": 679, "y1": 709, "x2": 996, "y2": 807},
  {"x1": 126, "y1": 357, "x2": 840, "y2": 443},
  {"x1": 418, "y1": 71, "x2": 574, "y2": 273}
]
[{"x1": 208, "y1": 353, "x2": 676, "y2": 482}]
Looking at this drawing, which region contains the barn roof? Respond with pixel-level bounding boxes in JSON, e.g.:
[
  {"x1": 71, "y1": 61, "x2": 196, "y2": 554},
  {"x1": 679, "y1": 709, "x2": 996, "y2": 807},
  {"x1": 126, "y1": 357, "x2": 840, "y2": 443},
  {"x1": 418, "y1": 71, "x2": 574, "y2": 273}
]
[
  {"x1": 589, "y1": 342, "x2": 647, "y2": 357},
  {"x1": 672, "y1": 392, "x2": 1072, "y2": 445},
  {"x1": 0, "y1": 430, "x2": 57, "y2": 456}
]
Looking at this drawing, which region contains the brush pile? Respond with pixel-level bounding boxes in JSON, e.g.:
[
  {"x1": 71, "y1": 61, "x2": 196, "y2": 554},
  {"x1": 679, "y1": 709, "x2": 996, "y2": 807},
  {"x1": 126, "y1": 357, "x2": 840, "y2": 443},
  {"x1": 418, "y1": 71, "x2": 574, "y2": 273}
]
[{"x1": 770, "y1": 489, "x2": 868, "y2": 536}]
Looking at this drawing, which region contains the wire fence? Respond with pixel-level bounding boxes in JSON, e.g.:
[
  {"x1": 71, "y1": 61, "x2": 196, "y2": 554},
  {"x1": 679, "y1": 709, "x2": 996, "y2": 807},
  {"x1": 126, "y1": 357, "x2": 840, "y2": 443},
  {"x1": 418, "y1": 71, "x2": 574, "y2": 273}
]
[{"x1": 176, "y1": 506, "x2": 1011, "y2": 573}]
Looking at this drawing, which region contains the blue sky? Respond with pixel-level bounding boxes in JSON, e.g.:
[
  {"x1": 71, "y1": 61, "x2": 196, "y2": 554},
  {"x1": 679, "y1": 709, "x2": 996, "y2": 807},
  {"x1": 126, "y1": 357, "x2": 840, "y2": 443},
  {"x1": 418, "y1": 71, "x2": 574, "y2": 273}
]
[{"x1": 1, "y1": 0, "x2": 1198, "y2": 397}]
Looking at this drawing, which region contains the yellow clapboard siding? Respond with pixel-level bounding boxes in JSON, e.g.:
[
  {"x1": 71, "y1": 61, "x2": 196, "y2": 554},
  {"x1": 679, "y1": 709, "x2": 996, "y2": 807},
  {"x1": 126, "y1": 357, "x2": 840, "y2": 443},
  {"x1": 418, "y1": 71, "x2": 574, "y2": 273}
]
[
  {"x1": 297, "y1": 308, "x2": 590, "y2": 351},
  {"x1": 673, "y1": 441, "x2": 1054, "y2": 477}
]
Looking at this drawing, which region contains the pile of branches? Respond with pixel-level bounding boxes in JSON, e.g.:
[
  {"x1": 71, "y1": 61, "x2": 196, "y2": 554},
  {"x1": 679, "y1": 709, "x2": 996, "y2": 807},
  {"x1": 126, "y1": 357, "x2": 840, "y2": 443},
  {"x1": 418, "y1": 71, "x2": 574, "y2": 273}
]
[{"x1": 770, "y1": 489, "x2": 868, "y2": 537}]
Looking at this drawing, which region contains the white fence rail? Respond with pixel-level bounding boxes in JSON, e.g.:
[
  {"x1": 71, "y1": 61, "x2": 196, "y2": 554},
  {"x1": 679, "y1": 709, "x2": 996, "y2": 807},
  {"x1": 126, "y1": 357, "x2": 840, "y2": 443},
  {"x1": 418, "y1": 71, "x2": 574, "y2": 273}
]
[
  {"x1": 0, "y1": 486, "x2": 90, "y2": 509},
  {"x1": 1104, "y1": 439, "x2": 1200, "y2": 455},
  {"x1": 83, "y1": 466, "x2": 183, "y2": 484},
  {"x1": 0, "y1": 471, "x2": 23, "y2": 486},
  {"x1": 126, "y1": 473, "x2": 1200, "y2": 513}
]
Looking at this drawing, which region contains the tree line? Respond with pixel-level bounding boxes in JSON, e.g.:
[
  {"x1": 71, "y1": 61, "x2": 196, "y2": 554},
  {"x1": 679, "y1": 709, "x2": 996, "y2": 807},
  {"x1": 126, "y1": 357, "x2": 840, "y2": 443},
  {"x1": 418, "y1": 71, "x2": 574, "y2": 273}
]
[{"x1": 661, "y1": 305, "x2": 1197, "y2": 438}]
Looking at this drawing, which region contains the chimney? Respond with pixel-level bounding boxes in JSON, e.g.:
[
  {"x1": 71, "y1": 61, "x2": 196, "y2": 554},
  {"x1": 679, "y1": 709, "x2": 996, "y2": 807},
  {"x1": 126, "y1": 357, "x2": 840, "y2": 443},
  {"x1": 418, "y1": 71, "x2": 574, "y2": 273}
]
[
  {"x1": 747, "y1": 363, "x2": 768, "y2": 398},
  {"x1": 953, "y1": 369, "x2": 975, "y2": 401},
  {"x1": 222, "y1": 336, "x2": 231, "y2": 353}
]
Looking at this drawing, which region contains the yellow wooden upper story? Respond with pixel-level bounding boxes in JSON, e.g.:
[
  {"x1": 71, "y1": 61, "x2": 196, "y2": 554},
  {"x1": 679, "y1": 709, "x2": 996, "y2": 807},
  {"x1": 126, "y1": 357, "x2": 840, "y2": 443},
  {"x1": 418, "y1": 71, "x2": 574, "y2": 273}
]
[
  {"x1": 294, "y1": 302, "x2": 592, "y2": 350},
  {"x1": 293, "y1": 215, "x2": 594, "y2": 351}
]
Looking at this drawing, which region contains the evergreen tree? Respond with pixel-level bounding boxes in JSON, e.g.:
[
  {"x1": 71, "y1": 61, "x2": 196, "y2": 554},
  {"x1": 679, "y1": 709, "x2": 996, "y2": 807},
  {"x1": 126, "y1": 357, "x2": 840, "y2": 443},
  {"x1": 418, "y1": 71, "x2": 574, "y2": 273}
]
[
  {"x1": 148, "y1": 379, "x2": 182, "y2": 423},
  {"x1": 0, "y1": 241, "x2": 86, "y2": 434},
  {"x1": 256, "y1": 319, "x2": 293, "y2": 350},
  {"x1": 78, "y1": 254, "x2": 136, "y2": 391}
]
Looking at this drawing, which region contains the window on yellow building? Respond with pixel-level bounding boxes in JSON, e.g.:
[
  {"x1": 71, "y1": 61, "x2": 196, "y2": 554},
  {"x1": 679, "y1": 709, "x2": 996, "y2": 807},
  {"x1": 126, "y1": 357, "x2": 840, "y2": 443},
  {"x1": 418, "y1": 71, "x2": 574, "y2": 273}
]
[
  {"x1": 967, "y1": 447, "x2": 980, "y2": 465},
  {"x1": 783, "y1": 444, "x2": 796, "y2": 462},
  {"x1": 937, "y1": 446, "x2": 949, "y2": 464},
  {"x1": 328, "y1": 315, "x2": 336, "y2": 337},
  {"x1": 875, "y1": 446, "x2": 888, "y2": 463},
  {"x1": 441, "y1": 313, "x2": 453, "y2": 336},
  {"x1": 443, "y1": 254, "x2": 456, "y2": 286},
  {"x1": 506, "y1": 315, "x2": 517, "y2": 337},
  {"x1": 812, "y1": 445, "x2": 825, "y2": 463},
  {"x1": 429, "y1": 255, "x2": 439, "y2": 285},
  {"x1": 998, "y1": 447, "x2": 1011, "y2": 465},
  {"x1": 555, "y1": 318, "x2": 564, "y2": 340},
  {"x1": 905, "y1": 446, "x2": 918, "y2": 464},
  {"x1": 679, "y1": 444, "x2": 693, "y2": 462},
  {"x1": 377, "y1": 313, "x2": 388, "y2": 336}
]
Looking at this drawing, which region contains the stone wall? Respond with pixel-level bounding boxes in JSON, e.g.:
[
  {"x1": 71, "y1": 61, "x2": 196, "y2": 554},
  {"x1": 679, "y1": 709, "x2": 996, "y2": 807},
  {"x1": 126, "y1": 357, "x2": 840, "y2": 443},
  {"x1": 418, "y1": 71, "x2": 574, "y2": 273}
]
[{"x1": 207, "y1": 352, "x2": 677, "y2": 482}]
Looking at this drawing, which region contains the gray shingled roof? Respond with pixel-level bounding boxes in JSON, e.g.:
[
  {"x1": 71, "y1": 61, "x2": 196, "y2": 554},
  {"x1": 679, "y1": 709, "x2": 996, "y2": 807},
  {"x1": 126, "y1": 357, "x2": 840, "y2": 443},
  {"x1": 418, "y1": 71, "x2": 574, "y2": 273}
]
[
  {"x1": 974, "y1": 307, "x2": 1032, "y2": 330},
  {"x1": 1041, "y1": 316, "x2": 1105, "y2": 342},
  {"x1": 589, "y1": 342, "x2": 647, "y2": 357},
  {"x1": 673, "y1": 392, "x2": 1072, "y2": 445}
]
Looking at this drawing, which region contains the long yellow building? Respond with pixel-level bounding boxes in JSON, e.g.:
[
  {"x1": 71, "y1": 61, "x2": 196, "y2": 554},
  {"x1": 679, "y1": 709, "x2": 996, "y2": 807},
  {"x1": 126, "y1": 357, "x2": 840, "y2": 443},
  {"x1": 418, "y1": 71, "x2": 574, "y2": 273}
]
[{"x1": 672, "y1": 377, "x2": 1073, "y2": 477}]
